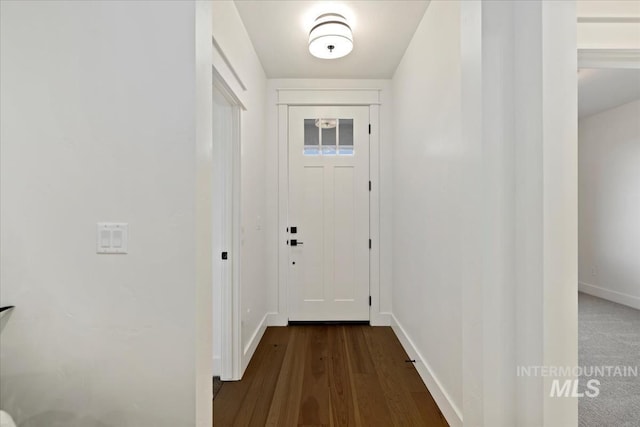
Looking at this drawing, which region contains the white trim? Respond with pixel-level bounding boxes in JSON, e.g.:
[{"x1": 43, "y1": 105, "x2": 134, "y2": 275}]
[
  {"x1": 579, "y1": 282, "x2": 640, "y2": 310},
  {"x1": 212, "y1": 67, "x2": 246, "y2": 111},
  {"x1": 276, "y1": 89, "x2": 382, "y2": 324},
  {"x1": 370, "y1": 312, "x2": 392, "y2": 326},
  {"x1": 369, "y1": 104, "x2": 382, "y2": 326},
  {"x1": 390, "y1": 314, "x2": 463, "y2": 427},
  {"x1": 277, "y1": 104, "x2": 289, "y2": 322},
  {"x1": 241, "y1": 313, "x2": 268, "y2": 374},
  {"x1": 212, "y1": 356, "x2": 221, "y2": 377},
  {"x1": 278, "y1": 88, "x2": 383, "y2": 91},
  {"x1": 213, "y1": 67, "x2": 243, "y2": 382},
  {"x1": 212, "y1": 36, "x2": 247, "y2": 91},
  {"x1": 577, "y1": 17, "x2": 640, "y2": 24},
  {"x1": 578, "y1": 49, "x2": 640, "y2": 69},
  {"x1": 277, "y1": 88, "x2": 380, "y2": 106},
  {"x1": 230, "y1": 96, "x2": 242, "y2": 380},
  {"x1": 266, "y1": 312, "x2": 288, "y2": 326}
]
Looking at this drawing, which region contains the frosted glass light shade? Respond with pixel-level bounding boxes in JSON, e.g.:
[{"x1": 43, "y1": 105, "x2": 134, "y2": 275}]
[
  {"x1": 315, "y1": 118, "x2": 337, "y2": 129},
  {"x1": 308, "y1": 13, "x2": 353, "y2": 59}
]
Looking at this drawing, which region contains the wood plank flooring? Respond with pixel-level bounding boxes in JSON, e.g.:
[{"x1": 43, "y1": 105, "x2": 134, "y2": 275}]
[{"x1": 213, "y1": 325, "x2": 449, "y2": 427}]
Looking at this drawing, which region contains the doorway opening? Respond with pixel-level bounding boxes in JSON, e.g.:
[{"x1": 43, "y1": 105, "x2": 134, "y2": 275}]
[
  {"x1": 212, "y1": 69, "x2": 242, "y2": 381},
  {"x1": 275, "y1": 89, "x2": 384, "y2": 326},
  {"x1": 577, "y1": 63, "x2": 640, "y2": 425}
]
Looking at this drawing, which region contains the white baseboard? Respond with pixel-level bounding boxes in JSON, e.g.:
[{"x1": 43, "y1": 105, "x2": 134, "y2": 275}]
[
  {"x1": 241, "y1": 312, "x2": 268, "y2": 375},
  {"x1": 370, "y1": 311, "x2": 392, "y2": 326},
  {"x1": 266, "y1": 312, "x2": 288, "y2": 326},
  {"x1": 390, "y1": 314, "x2": 463, "y2": 427},
  {"x1": 579, "y1": 281, "x2": 640, "y2": 310},
  {"x1": 212, "y1": 356, "x2": 221, "y2": 377}
]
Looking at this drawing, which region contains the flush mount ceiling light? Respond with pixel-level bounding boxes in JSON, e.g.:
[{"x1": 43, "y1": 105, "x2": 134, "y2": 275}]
[{"x1": 308, "y1": 13, "x2": 353, "y2": 59}]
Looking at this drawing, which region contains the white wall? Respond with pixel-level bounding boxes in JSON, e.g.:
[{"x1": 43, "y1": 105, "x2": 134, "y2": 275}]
[
  {"x1": 264, "y1": 79, "x2": 393, "y2": 325},
  {"x1": 392, "y1": 1, "x2": 578, "y2": 426},
  {"x1": 467, "y1": 2, "x2": 578, "y2": 425},
  {"x1": 579, "y1": 99, "x2": 640, "y2": 309},
  {"x1": 195, "y1": 2, "x2": 214, "y2": 425},
  {"x1": 211, "y1": 1, "x2": 269, "y2": 375},
  {"x1": 390, "y1": 2, "x2": 464, "y2": 424},
  {"x1": 0, "y1": 1, "x2": 212, "y2": 426}
]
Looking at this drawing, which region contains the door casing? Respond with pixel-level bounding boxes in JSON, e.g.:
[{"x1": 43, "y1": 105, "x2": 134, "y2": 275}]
[
  {"x1": 274, "y1": 88, "x2": 387, "y2": 326},
  {"x1": 212, "y1": 67, "x2": 243, "y2": 381}
]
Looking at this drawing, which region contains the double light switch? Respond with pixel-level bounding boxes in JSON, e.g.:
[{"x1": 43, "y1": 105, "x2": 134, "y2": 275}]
[{"x1": 97, "y1": 223, "x2": 128, "y2": 254}]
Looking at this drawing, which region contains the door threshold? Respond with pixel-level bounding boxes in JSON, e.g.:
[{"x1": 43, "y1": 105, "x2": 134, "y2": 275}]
[{"x1": 288, "y1": 320, "x2": 370, "y2": 326}]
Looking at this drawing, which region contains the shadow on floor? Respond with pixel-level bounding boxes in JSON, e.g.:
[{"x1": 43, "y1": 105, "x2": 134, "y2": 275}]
[{"x1": 213, "y1": 376, "x2": 223, "y2": 400}]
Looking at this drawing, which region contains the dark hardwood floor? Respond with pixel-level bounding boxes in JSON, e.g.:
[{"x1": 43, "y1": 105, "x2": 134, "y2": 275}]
[{"x1": 213, "y1": 325, "x2": 449, "y2": 427}]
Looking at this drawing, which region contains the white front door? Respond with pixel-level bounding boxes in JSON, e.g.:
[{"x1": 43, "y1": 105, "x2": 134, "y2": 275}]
[{"x1": 288, "y1": 106, "x2": 370, "y2": 321}]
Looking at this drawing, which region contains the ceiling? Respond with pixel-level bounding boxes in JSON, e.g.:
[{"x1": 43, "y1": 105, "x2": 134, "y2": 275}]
[
  {"x1": 578, "y1": 68, "x2": 640, "y2": 118},
  {"x1": 233, "y1": 1, "x2": 640, "y2": 114},
  {"x1": 234, "y1": 0, "x2": 430, "y2": 79}
]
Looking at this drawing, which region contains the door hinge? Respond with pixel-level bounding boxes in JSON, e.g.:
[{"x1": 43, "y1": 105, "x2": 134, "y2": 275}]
[
  {"x1": 368, "y1": 124, "x2": 371, "y2": 134},
  {"x1": 369, "y1": 181, "x2": 371, "y2": 191},
  {"x1": 221, "y1": 251, "x2": 228, "y2": 260},
  {"x1": 369, "y1": 239, "x2": 372, "y2": 249},
  {"x1": 369, "y1": 296, "x2": 372, "y2": 306}
]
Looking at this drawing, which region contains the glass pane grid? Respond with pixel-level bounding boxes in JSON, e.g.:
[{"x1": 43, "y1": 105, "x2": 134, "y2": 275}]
[
  {"x1": 303, "y1": 118, "x2": 354, "y2": 156},
  {"x1": 303, "y1": 146, "x2": 321, "y2": 155}
]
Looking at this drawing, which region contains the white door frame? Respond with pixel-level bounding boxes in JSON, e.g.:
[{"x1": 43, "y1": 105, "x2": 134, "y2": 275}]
[
  {"x1": 578, "y1": 49, "x2": 640, "y2": 69},
  {"x1": 275, "y1": 88, "x2": 387, "y2": 325},
  {"x1": 213, "y1": 67, "x2": 243, "y2": 381}
]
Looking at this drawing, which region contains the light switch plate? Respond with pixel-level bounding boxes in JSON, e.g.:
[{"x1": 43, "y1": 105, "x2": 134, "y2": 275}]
[{"x1": 96, "y1": 223, "x2": 128, "y2": 254}]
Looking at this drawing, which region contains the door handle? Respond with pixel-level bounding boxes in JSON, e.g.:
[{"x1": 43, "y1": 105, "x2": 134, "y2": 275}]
[{"x1": 290, "y1": 239, "x2": 304, "y2": 246}]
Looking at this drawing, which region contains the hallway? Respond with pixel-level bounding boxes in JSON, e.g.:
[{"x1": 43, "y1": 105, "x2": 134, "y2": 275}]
[
  {"x1": 213, "y1": 326, "x2": 448, "y2": 426},
  {"x1": 5, "y1": 0, "x2": 634, "y2": 425}
]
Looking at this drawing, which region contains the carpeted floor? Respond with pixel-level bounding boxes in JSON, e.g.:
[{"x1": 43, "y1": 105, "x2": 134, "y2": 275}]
[
  {"x1": 213, "y1": 377, "x2": 223, "y2": 400},
  {"x1": 579, "y1": 292, "x2": 640, "y2": 427}
]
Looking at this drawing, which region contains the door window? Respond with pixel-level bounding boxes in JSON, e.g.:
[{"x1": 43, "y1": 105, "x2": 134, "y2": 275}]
[{"x1": 303, "y1": 118, "x2": 355, "y2": 156}]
